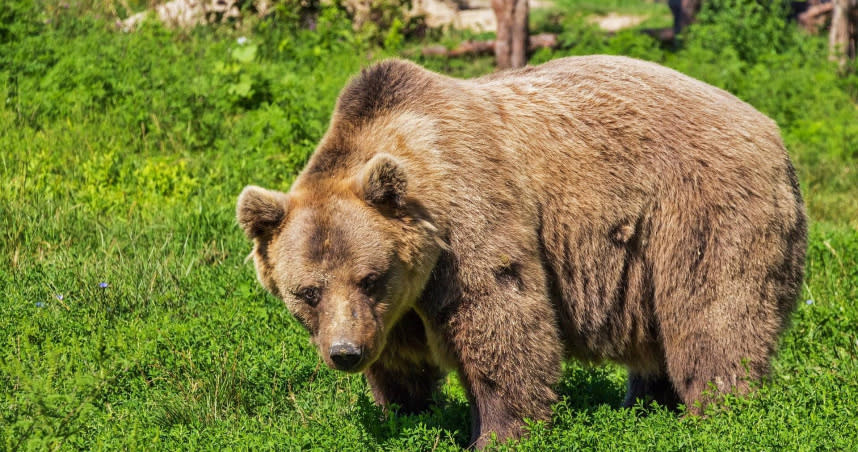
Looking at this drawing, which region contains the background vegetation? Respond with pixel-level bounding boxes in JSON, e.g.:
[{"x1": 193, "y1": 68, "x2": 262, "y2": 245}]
[{"x1": 1, "y1": 0, "x2": 856, "y2": 449}]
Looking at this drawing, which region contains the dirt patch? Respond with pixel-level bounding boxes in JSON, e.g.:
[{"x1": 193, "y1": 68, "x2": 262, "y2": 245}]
[{"x1": 588, "y1": 12, "x2": 648, "y2": 32}]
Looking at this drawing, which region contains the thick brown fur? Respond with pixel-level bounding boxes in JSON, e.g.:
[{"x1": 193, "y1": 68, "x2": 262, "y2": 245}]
[{"x1": 237, "y1": 56, "x2": 807, "y2": 448}]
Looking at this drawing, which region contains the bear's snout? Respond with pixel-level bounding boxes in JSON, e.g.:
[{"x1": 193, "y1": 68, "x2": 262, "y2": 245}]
[{"x1": 329, "y1": 341, "x2": 363, "y2": 371}]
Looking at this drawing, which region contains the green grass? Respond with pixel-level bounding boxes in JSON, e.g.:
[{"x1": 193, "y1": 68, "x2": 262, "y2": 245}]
[{"x1": 2, "y1": 0, "x2": 857, "y2": 450}]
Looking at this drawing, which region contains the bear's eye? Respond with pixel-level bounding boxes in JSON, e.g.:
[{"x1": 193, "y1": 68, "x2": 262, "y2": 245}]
[
  {"x1": 359, "y1": 273, "x2": 381, "y2": 294},
  {"x1": 293, "y1": 286, "x2": 321, "y2": 307}
]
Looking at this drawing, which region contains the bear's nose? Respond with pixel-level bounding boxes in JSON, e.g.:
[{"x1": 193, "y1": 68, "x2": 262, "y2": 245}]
[{"x1": 329, "y1": 342, "x2": 363, "y2": 371}]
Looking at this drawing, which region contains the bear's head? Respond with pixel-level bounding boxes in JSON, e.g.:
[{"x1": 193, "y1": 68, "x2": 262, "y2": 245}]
[{"x1": 237, "y1": 153, "x2": 443, "y2": 373}]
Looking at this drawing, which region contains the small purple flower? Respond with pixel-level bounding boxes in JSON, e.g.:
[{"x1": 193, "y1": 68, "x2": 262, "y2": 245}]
[
  {"x1": 55, "y1": 294, "x2": 64, "y2": 301},
  {"x1": 99, "y1": 282, "x2": 109, "y2": 289},
  {"x1": 805, "y1": 299, "x2": 814, "y2": 305},
  {"x1": 35, "y1": 302, "x2": 45, "y2": 308}
]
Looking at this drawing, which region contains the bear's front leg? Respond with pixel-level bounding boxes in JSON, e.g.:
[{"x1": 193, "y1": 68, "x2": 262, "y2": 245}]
[
  {"x1": 440, "y1": 262, "x2": 564, "y2": 448},
  {"x1": 364, "y1": 310, "x2": 444, "y2": 414},
  {"x1": 365, "y1": 360, "x2": 443, "y2": 415}
]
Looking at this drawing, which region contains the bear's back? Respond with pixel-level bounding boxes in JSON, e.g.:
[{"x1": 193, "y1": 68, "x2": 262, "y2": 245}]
[
  {"x1": 458, "y1": 56, "x2": 792, "y2": 215},
  {"x1": 473, "y1": 55, "x2": 784, "y2": 167}
]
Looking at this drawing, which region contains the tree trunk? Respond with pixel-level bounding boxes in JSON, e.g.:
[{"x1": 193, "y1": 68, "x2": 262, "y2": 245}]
[
  {"x1": 669, "y1": 0, "x2": 702, "y2": 36},
  {"x1": 830, "y1": 0, "x2": 858, "y2": 66},
  {"x1": 492, "y1": 0, "x2": 529, "y2": 69}
]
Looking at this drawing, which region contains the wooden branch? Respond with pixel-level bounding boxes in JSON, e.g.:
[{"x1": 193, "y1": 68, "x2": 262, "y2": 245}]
[
  {"x1": 798, "y1": 2, "x2": 835, "y2": 33},
  {"x1": 421, "y1": 33, "x2": 557, "y2": 58}
]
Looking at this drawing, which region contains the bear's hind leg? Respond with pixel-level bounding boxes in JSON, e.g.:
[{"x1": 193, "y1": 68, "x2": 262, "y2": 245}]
[
  {"x1": 652, "y1": 204, "x2": 794, "y2": 414},
  {"x1": 656, "y1": 266, "x2": 783, "y2": 414},
  {"x1": 659, "y1": 315, "x2": 772, "y2": 415}
]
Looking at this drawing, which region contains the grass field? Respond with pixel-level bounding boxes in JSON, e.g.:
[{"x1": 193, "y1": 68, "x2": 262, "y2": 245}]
[{"x1": 1, "y1": 0, "x2": 857, "y2": 450}]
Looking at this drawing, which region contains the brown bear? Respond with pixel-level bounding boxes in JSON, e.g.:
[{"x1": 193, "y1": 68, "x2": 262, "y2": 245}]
[{"x1": 236, "y1": 55, "x2": 807, "y2": 448}]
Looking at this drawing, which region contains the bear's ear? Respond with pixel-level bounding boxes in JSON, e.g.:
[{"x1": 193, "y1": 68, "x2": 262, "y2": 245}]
[
  {"x1": 236, "y1": 185, "x2": 289, "y2": 240},
  {"x1": 356, "y1": 153, "x2": 408, "y2": 213}
]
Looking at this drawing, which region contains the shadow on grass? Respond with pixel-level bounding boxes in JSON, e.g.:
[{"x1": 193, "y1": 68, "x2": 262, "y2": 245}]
[
  {"x1": 555, "y1": 365, "x2": 686, "y2": 419},
  {"x1": 355, "y1": 387, "x2": 472, "y2": 447},
  {"x1": 356, "y1": 365, "x2": 637, "y2": 448},
  {"x1": 554, "y1": 365, "x2": 627, "y2": 413}
]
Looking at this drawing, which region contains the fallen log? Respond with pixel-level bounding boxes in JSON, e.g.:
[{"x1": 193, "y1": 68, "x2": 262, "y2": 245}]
[
  {"x1": 641, "y1": 27, "x2": 676, "y2": 42},
  {"x1": 799, "y1": 2, "x2": 835, "y2": 33}
]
